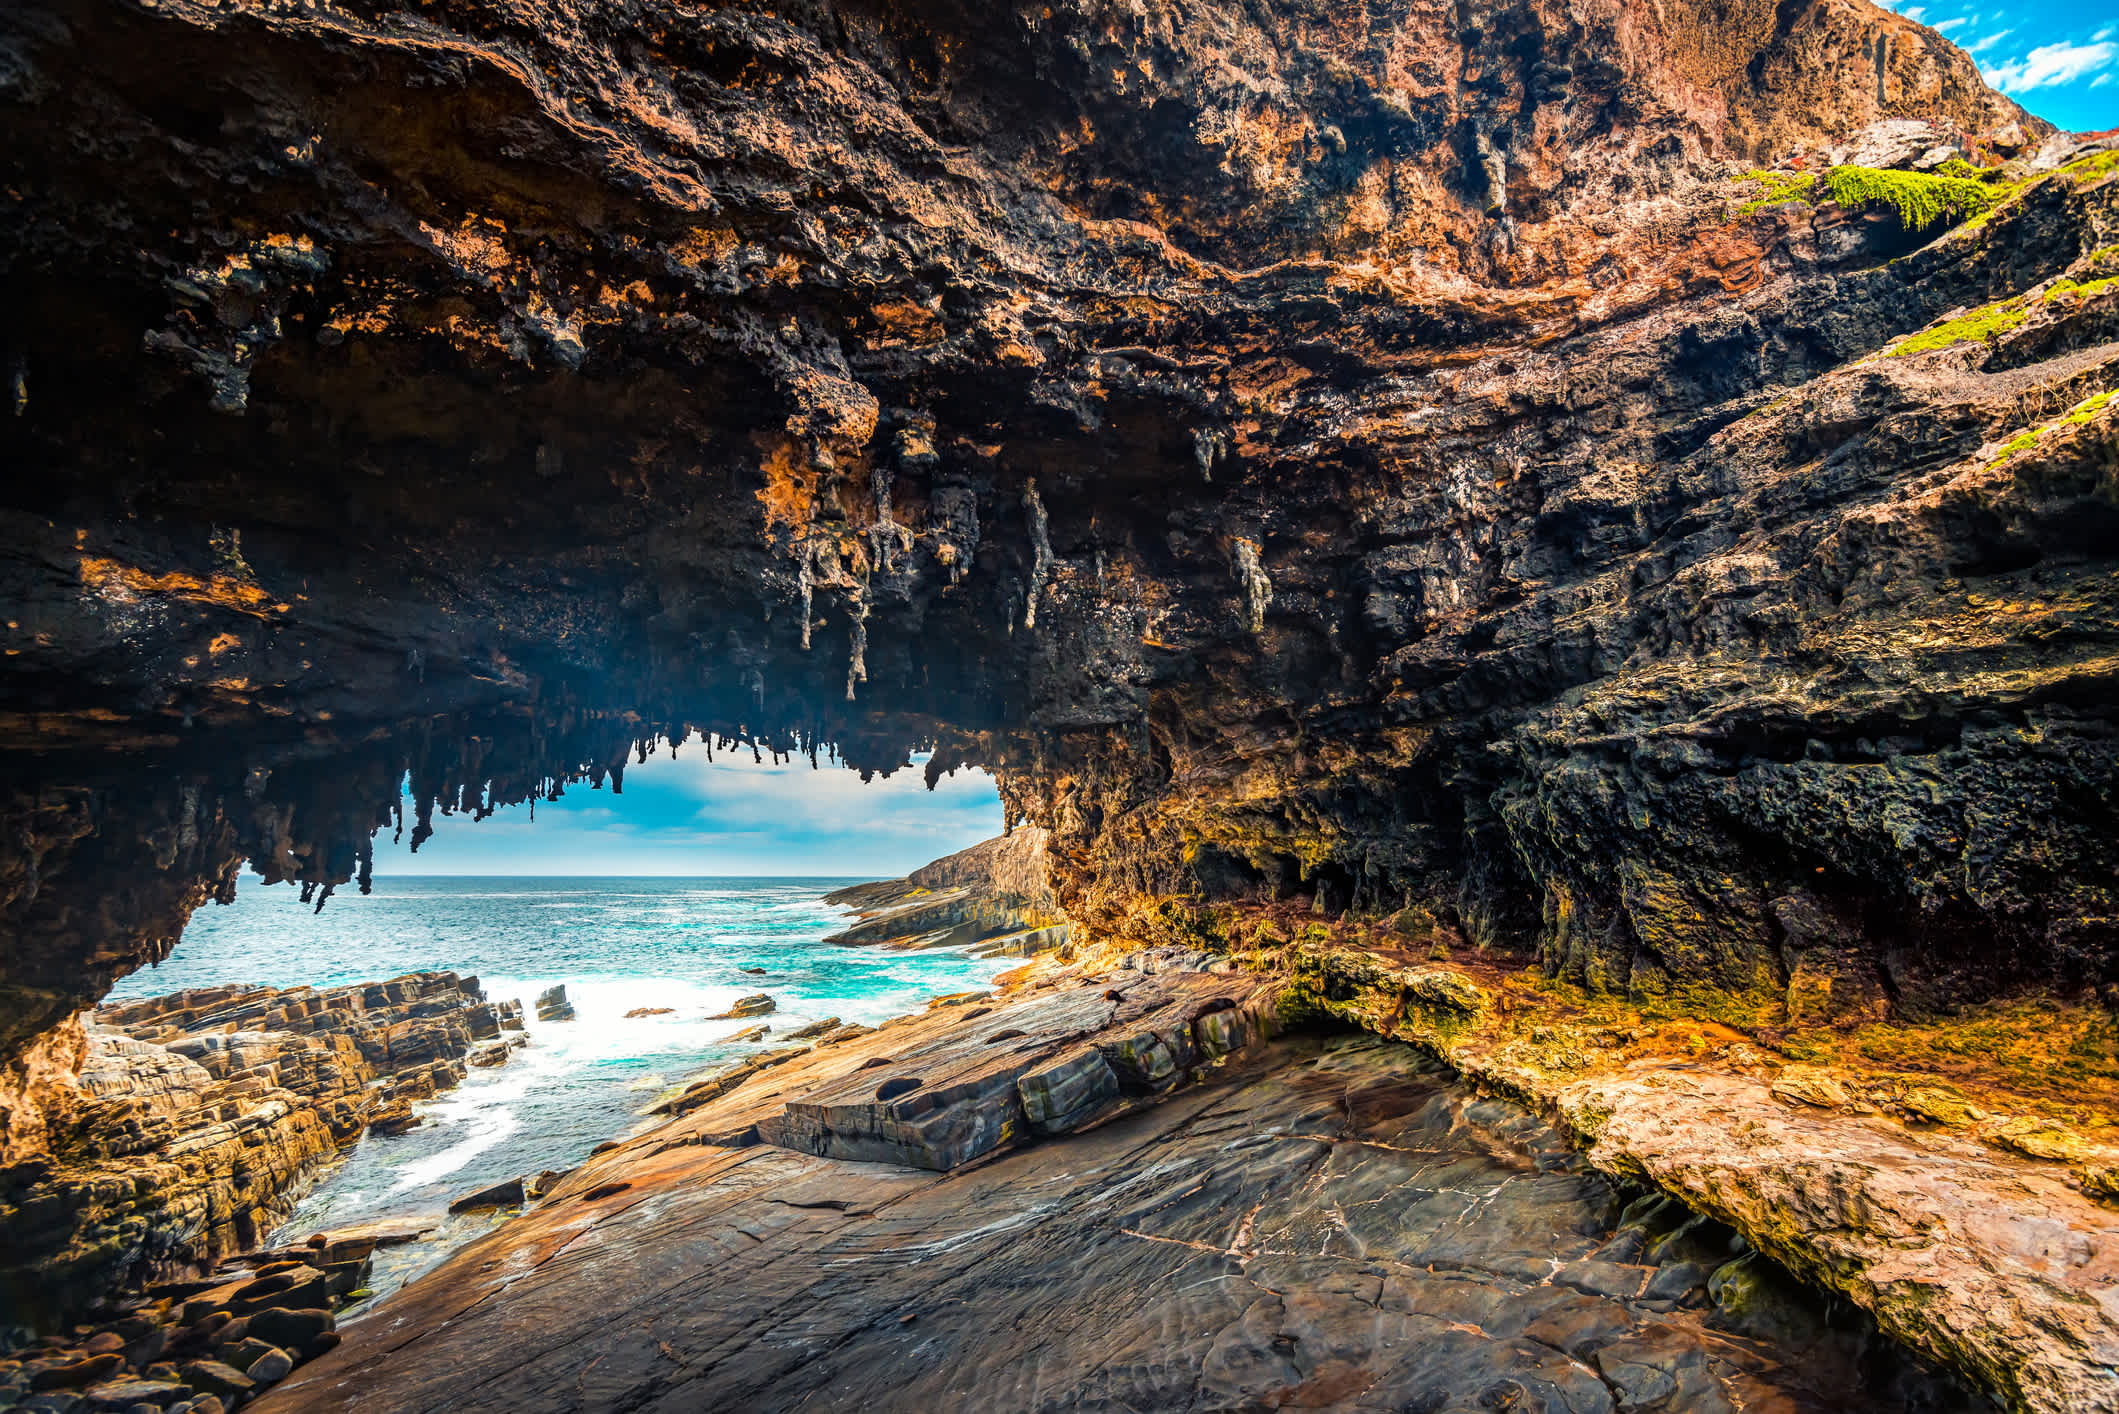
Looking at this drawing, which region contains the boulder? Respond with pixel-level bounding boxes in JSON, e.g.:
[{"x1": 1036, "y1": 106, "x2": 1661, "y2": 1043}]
[
  {"x1": 448, "y1": 1177, "x2": 526, "y2": 1213},
  {"x1": 1016, "y1": 1048, "x2": 1120, "y2": 1136},
  {"x1": 244, "y1": 1308, "x2": 333, "y2": 1353},
  {"x1": 706, "y1": 994, "x2": 775, "y2": 1020},
  {"x1": 30, "y1": 1355, "x2": 126, "y2": 1390},
  {"x1": 523, "y1": 1169, "x2": 572, "y2": 1201},
  {"x1": 818, "y1": 1024, "x2": 876, "y2": 1044},
  {"x1": 81, "y1": 1379, "x2": 188, "y2": 1411},
  {"x1": 783, "y1": 1017, "x2": 843, "y2": 1040},
  {"x1": 213, "y1": 1340, "x2": 273, "y2": 1373},
  {"x1": 623, "y1": 1007, "x2": 674, "y2": 1018},
  {"x1": 534, "y1": 986, "x2": 576, "y2": 1023},
  {"x1": 233, "y1": 1270, "x2": 329, "y2": 1314},
  {"x1": 1095, "y1": 1021, "x2": 1196, "y2": 1093},
  {"x1": 308, "y1": 1217, "x2": 433, "y2": 1249},
  {"x1": 367, "y1": 1099, "x2": 420, "y2": 1135},
  {"x1": 174, "y1": 1362, "x2": 252, "y2": 1402},
  {"x1": 244, "y1": 1347, "x2": 292, "y2": 1385}
]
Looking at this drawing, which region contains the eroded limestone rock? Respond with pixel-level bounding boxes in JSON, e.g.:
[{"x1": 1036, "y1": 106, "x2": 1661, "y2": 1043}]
[{"x1": 0, "y1": 973, "x2": 517, "y2": 1334}]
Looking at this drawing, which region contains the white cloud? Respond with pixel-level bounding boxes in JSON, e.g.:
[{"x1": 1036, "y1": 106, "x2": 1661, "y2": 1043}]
[
  {"x1": 1982, "y1": 39, "x2": 2116, "y2": 92},
  {"x1": 2098, "y1": 25, "x2": 2116, "y2": 43},
  {"x1": 1903, "y1": 5, "x2": 1927, "y2": 18},
  {"x1": 393, "y1": 749, "x2": 1007, "y2": 876},
  {"x1": 1934, "y1": 17, "x2": 1968, "y2": 32},
  {"x1": 1969, "y1": 28, "x2": 2015, "y2": 54}
]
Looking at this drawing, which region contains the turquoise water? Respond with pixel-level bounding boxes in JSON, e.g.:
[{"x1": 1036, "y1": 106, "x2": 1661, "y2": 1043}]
[{"x1": 109, "y1": 876, "x2": 1010, "y2": 1297}]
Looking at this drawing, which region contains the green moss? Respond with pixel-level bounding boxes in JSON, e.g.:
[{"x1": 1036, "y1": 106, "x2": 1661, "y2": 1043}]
[
  {"x1": 2046, "y1": 274, "x2": 2119, "y2": 304},
  {"x1": 1822, "y1": 165, "x2": 1996, "y2": 232},
  {"x1": 1272, "y1": 978, "x2": 1336, "y2": 1028},
  {"x1": 1653, "y1": 984, "x2": 1783, "y2": 1032},
  {"x1": 1389, "y1": 904, "x2": 1437, "y2": 940},
  {"x1": 1250, "y1": 919, "x2": 1289, "y2": 947},
  {"x1": 1734, "y1": 169, "x2": 1819, "y2": 215},
  {"x1": 2067, "y1": 389, "x2": 2114, "y2": 423},
  {"x1": 2057, "y1": 150, "x2": 2119, "y2": 186},
  {"x1": 1995, "y1": 428, "x2": 2043, "y2": 461},
  {"x1": 1988, "y1": 391, "x2": 2116, "y2": 468},
  {"x1": 1945, "y1": 158, "x2": 2117, "y2": 246},
  {"x1": 1127, "y1": 896, "x2": 1235, "y2": 952},
  {"x1": 1886, "y1": 297, "x2": 2027, "y2": 357}
]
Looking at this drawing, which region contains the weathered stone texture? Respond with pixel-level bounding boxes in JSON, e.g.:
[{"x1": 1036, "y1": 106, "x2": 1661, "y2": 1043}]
[{"x1": 0, "y1": 972, "x2": 518, "y2": 1335}]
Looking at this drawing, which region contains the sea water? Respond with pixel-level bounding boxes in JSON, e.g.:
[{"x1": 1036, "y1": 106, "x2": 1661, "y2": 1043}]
[{"x1": 105, "y1": 875, "x2": 1010, "y2": 1299}]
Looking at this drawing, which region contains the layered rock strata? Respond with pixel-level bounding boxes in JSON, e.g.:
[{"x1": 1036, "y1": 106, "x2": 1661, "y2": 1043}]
[
  {"x1": 823, "y1": 828, "x2": 1071, "y2": 956},
  {"x1": 1, "y1": 1227, "x2": 378, "y2": 1414},
  {"x1": 0, "y1": 0, "x2": 2109, "y2": 1062},
  {"x1": 261, "y1": 1009, "x2": 1992, "y2": 1414},
  {"x1": 0, "y1": 973, "x2": 523, "y2": 1337},
  {"x1": 1275, "y1": 932, "x2": 2119, "y2": 1414},
  {"x1": 0, "y1": 0, "x2": 2115, "y2": 1407}
]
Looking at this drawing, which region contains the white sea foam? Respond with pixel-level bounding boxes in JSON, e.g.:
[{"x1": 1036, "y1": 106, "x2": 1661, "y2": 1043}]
[
  {"x1": 385, "y1": 1060, "x2": 538, "y2": 1191},
  {"x1": 238, "y1": 878, "x2": 1012, "y2": 1302}
]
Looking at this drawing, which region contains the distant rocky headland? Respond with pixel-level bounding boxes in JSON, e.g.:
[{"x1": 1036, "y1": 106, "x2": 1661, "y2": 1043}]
[{"x1": 821, "y1": 827, "x2": 1072, "y2": 956}]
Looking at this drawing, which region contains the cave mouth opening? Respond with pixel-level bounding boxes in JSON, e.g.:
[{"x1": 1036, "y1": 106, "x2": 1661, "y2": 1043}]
[
  {"x1": 109, "y1": 742, "x2": 1012, "y2": 1001},
  {"x1": 63, "y1": 748, "x2": 1022, "y2": 1317}
]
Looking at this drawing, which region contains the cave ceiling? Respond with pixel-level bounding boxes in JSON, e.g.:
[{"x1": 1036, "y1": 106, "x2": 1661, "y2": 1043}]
[{"x1": 0, "y1": 0, "x2": 2114, "y2": 1059}]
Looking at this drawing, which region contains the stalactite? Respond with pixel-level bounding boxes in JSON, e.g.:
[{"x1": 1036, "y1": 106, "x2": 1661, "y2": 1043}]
[
  {"x1": 1192, "y1": 428, "x2": 1226, "y2": 482},
  {"x1": 1022, "y1": 478, "x2": 1052, "y2": 629},
  {"x1": 1232, "y1": 537, "x2": 1272, "y2": 634},
  {"x1": 798, "y1": 544, "x2": 815, "y2": 651},
  {"x1": 845, "y1": 581, "x2": 869, "y2": 701},
  {"x1": 868, "y1": 467, "x2": 912, "y2": 573}
]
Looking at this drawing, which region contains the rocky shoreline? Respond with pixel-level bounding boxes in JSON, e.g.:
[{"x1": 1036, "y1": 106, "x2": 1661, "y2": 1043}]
[
  {"x1": 257, "y1": 935, "x2": 2004, "y2": 1414},
  {"x1": 0, "y1": 973, "x2": 526, "y2": 1357},
  {"x1": 2, "y1": 868, "x2": 2109, "y2": 1411}
]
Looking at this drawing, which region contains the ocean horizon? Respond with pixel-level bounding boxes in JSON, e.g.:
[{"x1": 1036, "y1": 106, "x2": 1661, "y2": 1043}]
[{"x1": 108, "y1": 873, "x2": 1010, "y2": 1303}]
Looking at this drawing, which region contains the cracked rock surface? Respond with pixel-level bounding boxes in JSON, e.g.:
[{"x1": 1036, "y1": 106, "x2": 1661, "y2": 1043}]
[
  {"x1": 0, "y1": 972, "x2": 525, "y2": 1333},
  {"x1": 262, "y1": 1034, "x2": 1989, "y2": 1414}
]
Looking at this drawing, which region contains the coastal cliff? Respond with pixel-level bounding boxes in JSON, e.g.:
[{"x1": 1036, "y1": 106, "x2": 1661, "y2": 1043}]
[
  {"x1": 821, "y1": 827, "x2": 1070, "y2": 953},
  {"x1": 0, "y1": 0, "x2": 2115, "y2": 1405},
  {"x1": 0, "y1": 974, "x2": 523, "y2": 1338}
]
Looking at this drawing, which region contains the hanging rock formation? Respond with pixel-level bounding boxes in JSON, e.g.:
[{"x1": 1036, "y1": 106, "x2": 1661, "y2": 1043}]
[{"x1": 0, "y1": 0, "x2": 2105, "y2": 1038}]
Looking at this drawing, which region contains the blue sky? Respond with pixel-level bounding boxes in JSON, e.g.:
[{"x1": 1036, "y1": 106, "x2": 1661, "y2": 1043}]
[
  {"x1": 1877, "y1": 3, "x2": 2119, "y2": 133},
  {"x1": 379, "y1": 749, "x2": 1004, "y2": 878}
]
